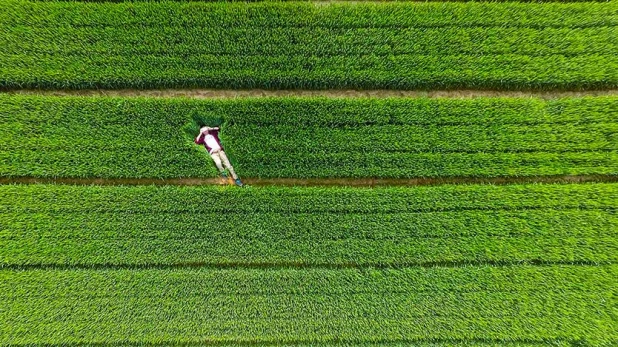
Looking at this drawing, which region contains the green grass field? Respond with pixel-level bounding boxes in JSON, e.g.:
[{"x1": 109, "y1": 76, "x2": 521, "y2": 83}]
[
  {"x1": 2, "y1": 182, "x2": 617, "y2": 344},
  {"x1": 1, "y1": 0, "x2": 617, "y2": 345},
  {"x1": 1, "y1": 1, "x2": 618, "y2": 90},
  {"x1": 2, "y1": 265, "x2": 616, "y2": 344},
  {"x1": 2, "y1": 95, "x2": 617, "y2": 178},
  {"x1": 3, "y1": 183, "x2": 617, "y2": 266}
]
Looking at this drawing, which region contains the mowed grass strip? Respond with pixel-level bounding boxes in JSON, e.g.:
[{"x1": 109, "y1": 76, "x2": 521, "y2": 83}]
[
  {"x1": 2, "y1": 95, "x2": 617, "y2": 179},
  {"x1": 1, "y1": 1, "x2": 617, "y2": 90},
  {"x1": 2, "y1": 183, "x2": 617, "y2": 266},
  {"x1": 0, "y1": 265, "x2": 615, "y2": 344}
]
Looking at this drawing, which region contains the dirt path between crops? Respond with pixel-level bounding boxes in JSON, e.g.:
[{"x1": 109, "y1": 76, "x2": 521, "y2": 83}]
[
  {"x1": 6, "y1": 89, "x2": 618, "y2": 99},
  {"x1": 4, "y1": 259, "x2": 602, "y2": 271},
  {"x1": 2, "y1": 174, "x2": 617, "y2": 187}
]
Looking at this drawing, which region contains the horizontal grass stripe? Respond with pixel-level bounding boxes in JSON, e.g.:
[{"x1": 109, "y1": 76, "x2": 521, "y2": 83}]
[
  {"x1": 0, "y1": 150, "x2": 212, "y2": 178},
  {"x1": 0, "y1": 340, "x2": 575, "y2": 347},
  {"x1": 1, "y1": 289, "x2": 608, "y2": 305},
  {"x1": 225, "y1": 123, "x2": 618, "y2": 154},
  {"x1": 2, "y1": 293, "x2": 610, "y2": 322},
  {"x1": 0, "y1": 266, "x2": 614, "y2": 344},
  {"x1": 233, "y1": 151, "x2": 618, "y2": 179},
  {"x1": 3, "y1": 2, "x2": 616, "y2": 28},
  {"x1": 2, "y1": 266, "x2": 614, "y2": 296},
  {"x1": 4, "y1": 150, "x2": 617, "y2": 178},
  {"x1": 2, "y1": 184, "x2": 617, "y2": 212},
  {"x1": 2, "y1": 95, "x2": 618, "y2": 179},
  {"x1": 9, "y1": 95, "x2": 617, "y2": 126},
  {"x1": 225, "y1": 97, "x2": 618, "y2": 126},
  {"x1": 2, "y1": 54, "x2": 616, "y2": 90},
  {"x1": 2, "y1": 236, "x2": 616, "y2": 266},
  {"x1": 2, "y1": 183, "x2": 616, "y2": 266},
  {"x1": 1, "y1": 1, "x2": 617, "y2": 89},
  {"x1": 2, "y1": 210, "x2": 615, "y2": 239},
  {"x1": 6, "y1": 120, "x2": 618, "y2": 139},
  {"x1": 3, "y1": 27, "x2": 617, "y2": 57},
  {"x1": 2, "y1": 317, "x2": 612, "y2": 345}
]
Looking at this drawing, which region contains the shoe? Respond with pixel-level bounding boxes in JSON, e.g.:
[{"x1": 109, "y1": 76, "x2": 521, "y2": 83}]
[
  {"x1": 234, "y1": 179, "x2": 244, "y2": 187},
  {"x1": 221, "y1": 172, "x2": 228, "y2": 178}
]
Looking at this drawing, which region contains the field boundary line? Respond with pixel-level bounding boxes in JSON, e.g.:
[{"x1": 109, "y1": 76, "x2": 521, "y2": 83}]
[
  {"x1": 16, "y1": 0, "x2": 610, "y2": 3},
  {"x1": 4, "y1": 89, "x2": 618, "y2": 99},
  {"x1": 0, "y1": 259, "x2": 610, "y2": 271},
  {"x1": 2, "y1": 338, "x2": 573, "y2": 347},
  {"x1": 1, "y1": 174, "x2": 617, "y2": 187}
]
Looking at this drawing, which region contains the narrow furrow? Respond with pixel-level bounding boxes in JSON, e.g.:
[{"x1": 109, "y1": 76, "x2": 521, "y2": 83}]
[
  {"x1": 1, "y1": 174, "x2": 617, "y2": 187},
  {"x1": 7, "y1": 88, "x2": 618, "y2": 99},
  {"x1": 0, "y1": 260, "x2": 612, "y2": 271}
]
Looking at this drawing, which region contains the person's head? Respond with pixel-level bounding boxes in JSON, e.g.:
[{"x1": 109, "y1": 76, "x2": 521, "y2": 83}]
[{"x1": 199, "y1": 126, "x2": 209, "y2": 134}]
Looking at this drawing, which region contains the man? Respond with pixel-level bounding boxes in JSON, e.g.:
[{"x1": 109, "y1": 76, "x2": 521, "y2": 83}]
[{"x1": 195, "y1": 126, "x2": 243, "y2": 187}]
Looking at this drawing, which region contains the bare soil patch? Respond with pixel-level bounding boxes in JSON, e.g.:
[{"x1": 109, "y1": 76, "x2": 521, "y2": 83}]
[{"x1": 2, "y1": 175, "x2": 616, "y2": 187}]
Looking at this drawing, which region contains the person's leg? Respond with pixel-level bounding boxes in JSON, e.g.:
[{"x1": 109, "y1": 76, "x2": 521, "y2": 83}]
[
  {"x1": 210, "y1": 151, "x2": 225, "y2": 174},
  {"x1": 218, "y1": 151, "x2": 239, "y2": 180}
]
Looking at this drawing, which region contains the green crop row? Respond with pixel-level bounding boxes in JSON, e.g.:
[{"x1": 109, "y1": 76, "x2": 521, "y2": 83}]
[
  {"x1": 1, "y1": 1, "x2": 617, "y2": 89},
  {"x1": 0, "y1": 265, "x2": 615, "y2": 344},
  {"x1": 0, "y1": 95, "x2": 218, "y2": 178},
  {"x1": 2, "y1": 95, "x2": 617, "y2": 178},
  {"x1": 2, "y1": 183, "x2": 617, "y2": 266}
]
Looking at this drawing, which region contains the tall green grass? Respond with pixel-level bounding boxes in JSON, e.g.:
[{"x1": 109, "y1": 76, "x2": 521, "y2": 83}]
[
  {"x1": 2, "y1": 95, "x2": 617, "y2": 178},
  {"x1": 2, "y1": 183, "x2": 616, "y2": 266},
  {"x1": 0, "y1": 265, "x2": 615, "y2": 344},
  {"x1": 1, "y1": 0, "x2": 617, "y2": 90}
]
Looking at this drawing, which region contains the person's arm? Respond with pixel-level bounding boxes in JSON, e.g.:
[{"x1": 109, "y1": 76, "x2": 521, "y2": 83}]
[
  {"x1": 194, "y1": 132, "x2": 205, "y2": 145},
  {"x1": 199, "y1": 127, "x2": 218, "y2": 134}
]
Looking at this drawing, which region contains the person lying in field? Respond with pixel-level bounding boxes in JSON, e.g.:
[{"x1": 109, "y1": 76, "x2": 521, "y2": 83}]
[{"x1": 195, "y1": 126, "x2": 244, "y2": 187}]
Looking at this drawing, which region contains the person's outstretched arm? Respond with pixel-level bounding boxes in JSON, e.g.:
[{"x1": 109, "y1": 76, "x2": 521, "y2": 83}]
[
  {"x1": 199, "y1": 126, "x2": 218, "y2": 133},
  {"x1": 195, "y1": 132, "x2": 205, "y2": 144}
]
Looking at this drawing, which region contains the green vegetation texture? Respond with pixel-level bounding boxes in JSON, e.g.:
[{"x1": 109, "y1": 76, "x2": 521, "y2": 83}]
[
  {"x1": 2, "y1": 95, "x2": 617, "y2": 178},
  {"x1": 1, "y1": 265, "x2": 616, "y2": 344},
  {"x1": 2, "y1": 183, "x2": 617, "y2": 266},
  {"x1": 1, "y1": 0, "x2": 618, "y2": 90}
]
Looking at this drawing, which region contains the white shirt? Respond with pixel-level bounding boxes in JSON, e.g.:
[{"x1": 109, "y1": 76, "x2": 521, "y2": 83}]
[{"x1": 204, "y1": 134, "x2": 221, "y2": 154}]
